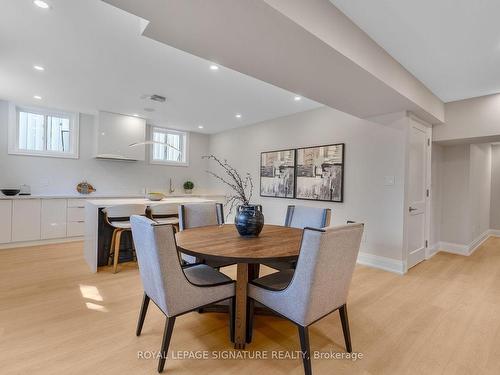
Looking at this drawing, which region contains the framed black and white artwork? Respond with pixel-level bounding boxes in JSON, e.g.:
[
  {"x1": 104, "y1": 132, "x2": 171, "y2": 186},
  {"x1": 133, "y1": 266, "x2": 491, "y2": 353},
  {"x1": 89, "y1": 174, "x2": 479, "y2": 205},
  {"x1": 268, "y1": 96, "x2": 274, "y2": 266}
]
[
  {"x1": 295, "y1": 143, "x2": 344, "y2": 202},
  {"x1": 260, "y1": 149, "x2": 296, "y2": 198}
]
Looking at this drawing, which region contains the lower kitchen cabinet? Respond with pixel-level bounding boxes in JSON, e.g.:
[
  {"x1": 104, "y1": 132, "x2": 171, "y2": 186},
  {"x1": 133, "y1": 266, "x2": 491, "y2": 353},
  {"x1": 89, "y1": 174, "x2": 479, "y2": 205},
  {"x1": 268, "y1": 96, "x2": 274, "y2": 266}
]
[
  {"x1": 12, "y1": 199, "x2": 41, "y2": 242},
  {"x1": 41, "y1": 199, "x2": 68, "y2": 239},
  {"x1": 2, "y1": 197, "x2": 88, "y2": 245},
  {"x1": 0, "y1": 201, "x2": 12, "y2": 243}
]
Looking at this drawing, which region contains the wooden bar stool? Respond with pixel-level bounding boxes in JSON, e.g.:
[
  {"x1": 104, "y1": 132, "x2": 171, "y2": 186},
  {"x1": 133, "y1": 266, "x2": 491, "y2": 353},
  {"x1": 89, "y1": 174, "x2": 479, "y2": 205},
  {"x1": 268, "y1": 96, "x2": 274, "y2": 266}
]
[
  {"x1": 147, "y1": 203, "x2": 180, "y2": 232},
  {"x1": 103, "y1": 204, "x2": 147, "y2": 273}
]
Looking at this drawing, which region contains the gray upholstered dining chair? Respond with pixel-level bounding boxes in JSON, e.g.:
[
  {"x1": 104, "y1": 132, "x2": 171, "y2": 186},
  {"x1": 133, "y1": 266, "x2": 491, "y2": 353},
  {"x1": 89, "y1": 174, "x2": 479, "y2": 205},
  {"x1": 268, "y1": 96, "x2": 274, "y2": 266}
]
[
  {"x1": 248, "y1": 223, "x2": 364, "y2": 375},
  {"x1": 285, "y1": 205, "x2": 331, "y2": 229},
  {"x1": 264, "y1": 205, "x2": 331, "y2": 271},
  {"x1": 103, "y1": 203, "x2": 147, "y2": 273},
  {"x1": 178, "y1": 202, "x2": 229, "y2": 267},
  {"x1": 130, "y1": 215, "x2": 235, "y2": 373}
]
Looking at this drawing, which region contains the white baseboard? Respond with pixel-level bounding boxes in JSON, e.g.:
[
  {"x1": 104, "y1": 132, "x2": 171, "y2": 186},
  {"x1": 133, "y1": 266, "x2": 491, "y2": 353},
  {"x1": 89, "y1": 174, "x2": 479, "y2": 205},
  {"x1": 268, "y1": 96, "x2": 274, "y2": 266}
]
[
  {"x1": 488, "y1": 229, "x2": 500, "y2": 237},
  {"x1": 357, "y1": 252, "x2": 406, "y2": 275},
  {"x1": 427, "y1": 243, "x2": 440, "y2": 259},
  {"x1": 437, "y1": 230, "x2": 491, "y2": 257},
  {"x1": 0, "y1": 237, "x2": 83, "y2": 250},
  {"x1": 438, "y1": 241, "x2": 470, "y2": 256}
]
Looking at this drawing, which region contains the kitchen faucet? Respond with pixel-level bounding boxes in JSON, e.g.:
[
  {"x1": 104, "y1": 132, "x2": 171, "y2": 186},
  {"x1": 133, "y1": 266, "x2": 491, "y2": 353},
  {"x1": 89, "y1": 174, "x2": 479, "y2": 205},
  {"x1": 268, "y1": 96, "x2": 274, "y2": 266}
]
[{"x1": 169, "y1": 178, "x2": 175, "y2": 194}]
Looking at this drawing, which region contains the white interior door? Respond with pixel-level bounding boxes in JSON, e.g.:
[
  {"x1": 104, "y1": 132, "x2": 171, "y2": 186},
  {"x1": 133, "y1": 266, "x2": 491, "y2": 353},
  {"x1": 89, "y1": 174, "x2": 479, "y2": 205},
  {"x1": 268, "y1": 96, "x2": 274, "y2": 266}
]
[{"x1": 407, "y1": 118, "x2": 430, "y2": 269}]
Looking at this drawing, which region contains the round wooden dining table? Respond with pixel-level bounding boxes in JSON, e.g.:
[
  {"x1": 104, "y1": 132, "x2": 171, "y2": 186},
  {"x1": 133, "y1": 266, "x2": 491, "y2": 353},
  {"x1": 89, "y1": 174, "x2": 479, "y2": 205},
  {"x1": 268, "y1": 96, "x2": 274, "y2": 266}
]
[{"x1": 176, "y1": 224, "x2": 303, "y2": 349}]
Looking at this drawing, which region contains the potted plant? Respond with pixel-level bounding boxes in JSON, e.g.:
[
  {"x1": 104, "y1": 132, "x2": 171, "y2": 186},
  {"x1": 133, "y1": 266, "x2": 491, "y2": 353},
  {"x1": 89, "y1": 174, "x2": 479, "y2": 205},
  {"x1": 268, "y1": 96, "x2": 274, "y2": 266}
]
[
  {"x1": 183, "y1": 181, "x2": 194, "y2": 194},
  {"x1": 203, "y1": 155, "x2": 264, "y2": 237}
]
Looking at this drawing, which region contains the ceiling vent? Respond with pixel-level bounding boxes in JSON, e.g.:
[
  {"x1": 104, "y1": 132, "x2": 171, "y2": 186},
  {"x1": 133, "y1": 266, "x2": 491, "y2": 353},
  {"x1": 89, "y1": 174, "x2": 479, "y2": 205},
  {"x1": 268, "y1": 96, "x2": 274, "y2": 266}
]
[{"x1": 149, "y1": 94, "x2": 166, "y2": 103}]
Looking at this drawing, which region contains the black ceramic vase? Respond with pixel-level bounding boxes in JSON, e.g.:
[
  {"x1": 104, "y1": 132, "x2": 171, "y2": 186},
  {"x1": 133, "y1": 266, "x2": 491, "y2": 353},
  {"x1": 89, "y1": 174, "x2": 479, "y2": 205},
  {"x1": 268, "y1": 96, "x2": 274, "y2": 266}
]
[{"x1": 234, "y1": 204, "x2": 264, "y2": 237}]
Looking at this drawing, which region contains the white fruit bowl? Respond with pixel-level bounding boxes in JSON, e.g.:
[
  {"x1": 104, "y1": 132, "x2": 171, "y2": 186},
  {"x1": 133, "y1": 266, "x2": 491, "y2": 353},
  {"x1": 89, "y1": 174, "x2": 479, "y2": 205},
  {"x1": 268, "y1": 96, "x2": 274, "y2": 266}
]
[{"x1": 147, "y1": 192, "x2": 165, "y2": 201}]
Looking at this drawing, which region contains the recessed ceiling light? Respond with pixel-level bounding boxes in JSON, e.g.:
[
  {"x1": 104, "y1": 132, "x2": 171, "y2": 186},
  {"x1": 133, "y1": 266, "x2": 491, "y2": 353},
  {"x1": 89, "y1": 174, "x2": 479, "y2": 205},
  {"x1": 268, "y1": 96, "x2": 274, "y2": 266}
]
[
  {"x1": 33, "y1": 95, "x2": 42, "y2": 100},
  {"x1": 33, "y1": 65, "x2": 45, "y2": 71},
  {"x1": 198, "y1": 125, "x2": 204, "y2": 129},
  {"x1": 235, "y1": 114, "x2": 242, "y2": 118},
  {"x1": 132, "y1": 114, "x2": 139, "y2": 117},
  {"x1": 33, "y1": 0, "x2": 49, "y2": 9},
  {"x1": 294, "y1": 96, "x2": 302, "y2": 101},
  {"x1": 210, "y1": 64, "x2": 219, "y2": 71}
]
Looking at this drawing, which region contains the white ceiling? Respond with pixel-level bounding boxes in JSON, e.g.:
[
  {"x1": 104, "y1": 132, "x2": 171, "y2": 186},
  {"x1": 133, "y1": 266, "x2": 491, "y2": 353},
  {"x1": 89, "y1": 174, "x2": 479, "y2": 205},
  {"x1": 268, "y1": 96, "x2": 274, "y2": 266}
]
[
  {"x1": 0, "y1": 0, "x2": 320, "y2": 134},
  {"x1": 330, "y1": 0, "x2": 500, "y2": 103}
]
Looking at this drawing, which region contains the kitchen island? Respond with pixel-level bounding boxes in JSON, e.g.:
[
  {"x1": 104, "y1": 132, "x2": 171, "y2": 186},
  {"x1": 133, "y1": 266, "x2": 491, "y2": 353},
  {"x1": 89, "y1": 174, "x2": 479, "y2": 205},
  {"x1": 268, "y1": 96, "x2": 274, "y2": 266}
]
[{"x1": 83, "y1": 197, "x2": 220, "y2": 272}]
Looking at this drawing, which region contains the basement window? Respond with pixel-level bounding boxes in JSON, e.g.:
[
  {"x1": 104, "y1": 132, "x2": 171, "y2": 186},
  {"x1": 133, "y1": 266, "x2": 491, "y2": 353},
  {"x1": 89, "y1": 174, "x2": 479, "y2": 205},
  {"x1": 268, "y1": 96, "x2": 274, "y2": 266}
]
[
  {"x1": 8, "y1": 103, "x2": 79, "y2": 159},
  {"x1": 150, "y1": 127, "x2": 189, "y2": 166}
]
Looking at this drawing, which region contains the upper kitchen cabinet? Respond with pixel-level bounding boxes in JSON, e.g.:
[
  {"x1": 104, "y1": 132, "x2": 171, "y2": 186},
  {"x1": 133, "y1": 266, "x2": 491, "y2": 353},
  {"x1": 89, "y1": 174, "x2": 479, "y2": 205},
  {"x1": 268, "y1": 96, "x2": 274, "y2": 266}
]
[{"x1": 96, "y1": 111, "x2": 146, "y2": 161}]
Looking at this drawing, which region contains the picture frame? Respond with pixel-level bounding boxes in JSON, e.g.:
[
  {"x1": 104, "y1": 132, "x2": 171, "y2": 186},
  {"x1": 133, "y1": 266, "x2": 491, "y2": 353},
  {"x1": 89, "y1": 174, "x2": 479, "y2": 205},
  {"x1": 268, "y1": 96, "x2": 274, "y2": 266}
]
[
  {"x1": 295, "y1": 143, "x2": 345, "y2": 202},
  {"x1": 260, "y1": 149, "x2": 296, "y2": 199}
]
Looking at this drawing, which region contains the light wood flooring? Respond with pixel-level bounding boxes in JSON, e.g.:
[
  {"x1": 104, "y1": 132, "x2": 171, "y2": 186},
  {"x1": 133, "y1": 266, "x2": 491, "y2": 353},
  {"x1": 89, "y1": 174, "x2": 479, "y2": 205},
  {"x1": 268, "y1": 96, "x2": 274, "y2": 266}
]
[{"x1": 1, "y1": 237, "x2": 500, "y2": 374}]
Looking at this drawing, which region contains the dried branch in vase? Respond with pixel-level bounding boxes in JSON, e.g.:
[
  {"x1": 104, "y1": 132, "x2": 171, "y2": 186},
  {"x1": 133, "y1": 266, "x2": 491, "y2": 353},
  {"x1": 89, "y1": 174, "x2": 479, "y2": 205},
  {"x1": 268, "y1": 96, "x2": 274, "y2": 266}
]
[{"x1": 203, "y1": 154, "x2": 254, "y2": 215}]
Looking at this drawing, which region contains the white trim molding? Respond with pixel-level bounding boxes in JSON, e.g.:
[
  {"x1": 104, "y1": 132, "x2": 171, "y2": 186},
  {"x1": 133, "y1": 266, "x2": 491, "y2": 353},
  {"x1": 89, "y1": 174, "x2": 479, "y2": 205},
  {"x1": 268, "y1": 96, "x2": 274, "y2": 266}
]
[
  {"x1": 0, "y1": 236, "x2": 83, "y2": 250},
  {"x1": 437, "y1": 230, "x2": 491, "y2": 256},
  {"x1": 357, "y1": 252, "x2": 406, "y2": 275}
]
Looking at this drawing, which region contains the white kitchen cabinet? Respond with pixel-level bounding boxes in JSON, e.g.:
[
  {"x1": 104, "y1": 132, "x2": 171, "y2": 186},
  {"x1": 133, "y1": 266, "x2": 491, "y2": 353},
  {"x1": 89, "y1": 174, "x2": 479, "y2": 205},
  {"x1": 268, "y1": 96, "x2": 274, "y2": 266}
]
[
  {"x1": 67, "y1": 221, "x2": 85, "y2": 237},
  {"x1": 12, "y1": 200, "x2": 41, "y2": 242},
  {"x1": 41, "y1": 199, "x2": 67, "y2": 240},
  {"x1": 0, "y1": 201, "x2": 12, "y2": 243},
  {"x1": 67, "y1": 199, "x2": 86, "y2": 208},
  {"x1": 67, "y1": 200, "x2": 85, "y2": 237},
  {"x1": 67, "y1": 207, "x2": 85, "y2": 222},
  {"x1": 96, "y1": 111, "x2": 146, "y2": 161}
]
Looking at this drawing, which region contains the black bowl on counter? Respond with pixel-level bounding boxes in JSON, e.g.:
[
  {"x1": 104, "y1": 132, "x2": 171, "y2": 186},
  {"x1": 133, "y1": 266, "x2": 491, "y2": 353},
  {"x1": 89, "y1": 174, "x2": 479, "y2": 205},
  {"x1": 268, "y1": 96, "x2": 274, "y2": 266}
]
[{"x1": 1, "y1": 189, "x2": 21, "y2": 196}]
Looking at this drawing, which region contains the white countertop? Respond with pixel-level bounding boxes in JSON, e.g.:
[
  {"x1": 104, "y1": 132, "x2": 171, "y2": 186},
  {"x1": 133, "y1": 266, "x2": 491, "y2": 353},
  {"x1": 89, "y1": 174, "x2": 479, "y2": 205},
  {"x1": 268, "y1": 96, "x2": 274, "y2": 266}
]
[
  {"x1": 85, "y1": 196, "x2": 221, "y2": 207},
  {"x1": 0, "y1": 193, "x2": 224, "y2": 200}
]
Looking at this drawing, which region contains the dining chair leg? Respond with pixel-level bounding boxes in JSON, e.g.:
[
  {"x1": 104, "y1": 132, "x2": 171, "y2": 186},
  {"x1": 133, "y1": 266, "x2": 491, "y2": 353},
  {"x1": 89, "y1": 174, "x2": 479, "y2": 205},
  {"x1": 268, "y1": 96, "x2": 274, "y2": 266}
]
[
  {"x1": 113, "y1": 230, "x2": 122, "y2": 274},
  {"x1": 158, "y1": 316, "x2": 176, "y2": 373},
  {"x1": 136, "y1": 293, "x2": 150, "y2": 336},
  {"x1": 228, "y1": 297, "x2": 235, "y2": 343},
  {"x1": 298, "y1": 325, "x2": 312, "y2": 375},
  {"x1": 339, "y1": 304, "x2": 352, "y2": 353},
  {"x1": 108, "y1": 229, "x2": 117, "y2": 266},
  {"x1": 246, "y1": 297, "x2": 255, "y2": 343}
]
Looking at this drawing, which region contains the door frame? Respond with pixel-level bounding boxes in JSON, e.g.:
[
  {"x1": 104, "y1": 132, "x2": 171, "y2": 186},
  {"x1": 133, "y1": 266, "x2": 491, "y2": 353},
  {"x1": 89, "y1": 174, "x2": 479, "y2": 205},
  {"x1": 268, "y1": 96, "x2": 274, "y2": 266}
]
[{"x1": 403, "y1": 112, "x2": 432, "y2": 272}]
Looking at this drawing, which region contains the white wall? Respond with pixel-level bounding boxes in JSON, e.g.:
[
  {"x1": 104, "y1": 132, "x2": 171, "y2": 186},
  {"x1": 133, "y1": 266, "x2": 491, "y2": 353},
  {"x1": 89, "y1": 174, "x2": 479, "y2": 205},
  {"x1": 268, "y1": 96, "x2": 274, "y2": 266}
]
[
  {"x1": 438, "y1": 144, "x2": 471, "y2": 244},
  {"x1": 208, "y1": 106, "x2": 408, "y2": 261},
  {"x1": 469, "y1": 143, "x2": 491, "y2": 240},
  {"x1": 436, "y1": 143, "x2": 491, "y2": 246},
  {"x1": 434, "y1": 94, "x2": 500, "y2": 143},
  {"x1": 0, "y1": 100, "x2": 212, "y2": 195},
  {"x1": 430, "y1": 143, "x2": 444, "y2": 246},
  {"x1": 489, "y1": 145, "x2": 500, "y2": 230}
]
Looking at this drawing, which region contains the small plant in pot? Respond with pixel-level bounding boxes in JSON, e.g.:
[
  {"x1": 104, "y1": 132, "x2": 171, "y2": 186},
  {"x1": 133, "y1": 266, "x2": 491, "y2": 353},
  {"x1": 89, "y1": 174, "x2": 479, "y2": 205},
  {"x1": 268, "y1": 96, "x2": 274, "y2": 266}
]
[
  {"x1": 183, "y1": 181, "x2": 194, "y2": 194},
  {"x1": 203, "y1": 155, "x2": 264, "y2": 237}
]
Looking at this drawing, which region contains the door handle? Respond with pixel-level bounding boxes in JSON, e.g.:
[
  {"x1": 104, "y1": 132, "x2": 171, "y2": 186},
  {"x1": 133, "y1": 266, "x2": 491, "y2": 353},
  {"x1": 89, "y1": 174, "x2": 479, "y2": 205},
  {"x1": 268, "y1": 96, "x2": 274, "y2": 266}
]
[{"x1": 409, "y1": 207, "x2": 418, "y2": 212}]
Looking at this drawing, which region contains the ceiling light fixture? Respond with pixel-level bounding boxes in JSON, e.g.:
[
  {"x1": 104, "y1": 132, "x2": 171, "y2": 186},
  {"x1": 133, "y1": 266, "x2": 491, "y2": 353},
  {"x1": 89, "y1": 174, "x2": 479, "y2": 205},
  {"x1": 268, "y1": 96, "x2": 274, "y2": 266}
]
[
  {"x1": 132, "y1": 114, "x2": 139, "y2": 117},
  {"x1": 198, "y1": 125, "x2": 204, "y2": 129},
  {"x1": 210, "y1": 64, "x2": 219, "y2": 71},
  {"x1": 294, "y1": 96, "x2": 302, "y2": 101},
  {"x1": 33, "y1": 65, "x2": 45, "y2": 71},
  {"x1": 33, "y1": 0, "x2": 49, "y2": 9},
  {"x1": 235, "y1": 114, "x2": 242, "y2": 119},
  {"x1": 33, "y1": 95, "x2": 42, "y2": 100}
]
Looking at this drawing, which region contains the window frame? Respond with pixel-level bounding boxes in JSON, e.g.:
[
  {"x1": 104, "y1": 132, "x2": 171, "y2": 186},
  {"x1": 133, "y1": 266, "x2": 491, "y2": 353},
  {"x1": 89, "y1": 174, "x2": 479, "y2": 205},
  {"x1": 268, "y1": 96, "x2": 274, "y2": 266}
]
[
  {"x1": 8, "y1": 102, "x2": 80, "y2": 159},
  {"x1": 149, "y1": 126, "x2": 189, "y2": 167}
]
